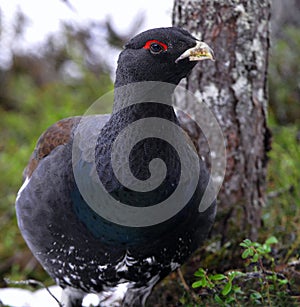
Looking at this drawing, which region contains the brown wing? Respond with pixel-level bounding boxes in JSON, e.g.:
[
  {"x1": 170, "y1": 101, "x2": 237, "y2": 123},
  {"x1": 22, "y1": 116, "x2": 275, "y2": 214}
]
[{"x1": 23, "y1": 117, "x2": 82, "y2": 179}]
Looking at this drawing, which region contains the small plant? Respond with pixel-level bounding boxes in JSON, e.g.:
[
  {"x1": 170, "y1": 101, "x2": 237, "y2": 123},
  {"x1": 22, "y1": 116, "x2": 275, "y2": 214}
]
[
  {"x1": 191, "y1": 267, "x2": 243, "y2": 305},
  {"x1": 239, "y1": 236, "x2": 290, "y2": 306},
  {"x1": 189, "y1": 237, "x2": 294, "y2": 306},
  {"x1": 240, "y1": 236, "x2": 278, "y2": 267}
]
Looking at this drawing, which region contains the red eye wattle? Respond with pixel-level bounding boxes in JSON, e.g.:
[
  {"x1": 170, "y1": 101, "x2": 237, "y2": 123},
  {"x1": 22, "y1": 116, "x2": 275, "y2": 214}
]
[{"x1": 143, "y1": 40, "x2": 168, "y2": 54}]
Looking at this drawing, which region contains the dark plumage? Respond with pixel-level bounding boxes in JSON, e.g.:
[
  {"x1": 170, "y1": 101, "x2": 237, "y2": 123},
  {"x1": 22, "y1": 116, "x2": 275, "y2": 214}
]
[{"x1": 16, "y1": 27, "x2": 216, "y2": 307}]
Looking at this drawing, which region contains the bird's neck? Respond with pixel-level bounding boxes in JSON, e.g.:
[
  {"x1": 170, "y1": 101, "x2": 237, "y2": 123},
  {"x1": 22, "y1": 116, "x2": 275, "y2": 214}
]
[
  {"x1": 95, "y1": 81, "x2": 180, "y2": 197},
  {"x1": 109, "y1": 82, "x2": 179, "y2": 146},
  {"x1": 112, "y1": 102, "x2": 178, "y2": 125},
  {"x1": 112, "y1": 81, "x2": 176, "y2": 116}
]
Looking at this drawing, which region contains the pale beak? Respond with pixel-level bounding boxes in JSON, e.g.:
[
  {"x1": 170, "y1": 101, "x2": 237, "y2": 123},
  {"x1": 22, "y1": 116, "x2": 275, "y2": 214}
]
[{"x1": 175, "y1": 41, "x2": 215, "y2": 63}]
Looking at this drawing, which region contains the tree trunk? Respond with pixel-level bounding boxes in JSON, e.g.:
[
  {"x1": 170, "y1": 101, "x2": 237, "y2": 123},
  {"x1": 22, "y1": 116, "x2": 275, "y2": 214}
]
[{"x1": 173, "y1": 0, "x2": 271, "y2": 241}]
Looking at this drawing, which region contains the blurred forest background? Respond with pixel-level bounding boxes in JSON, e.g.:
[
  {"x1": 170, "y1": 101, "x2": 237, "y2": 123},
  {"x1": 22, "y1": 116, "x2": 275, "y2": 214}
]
[{"x1": 0, "y1": 0, "x2": 299, "y2": 306}]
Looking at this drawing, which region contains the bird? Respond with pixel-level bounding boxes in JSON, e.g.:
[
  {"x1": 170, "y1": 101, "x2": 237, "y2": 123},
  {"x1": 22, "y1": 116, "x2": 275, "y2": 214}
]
[{"x1": 16, "y1": 27, "x2": 216, "y2": 307}]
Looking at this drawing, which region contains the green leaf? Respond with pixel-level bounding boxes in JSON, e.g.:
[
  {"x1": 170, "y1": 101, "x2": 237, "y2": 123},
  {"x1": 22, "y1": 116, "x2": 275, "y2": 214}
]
[
  {"x1": 250, "y1": 291, "x2": 262, "y2": 300},
  {"x1": 179, "y1": 297, "x2": 186, "y2": 304},
  {"x1": 222, "y1": 281, "x2": 232, "y2": 296},
  {"x1": 240, "y1": 239, "x2": 252, "y2": 248},
  {"x1": 194, "y1": 268, "x2": 206, "y2": 277},
  {"x1": 256, "y1": 246, "x2": 266, "y2": 254},
  {"x1": 228, "y1": 271, "x2": 244, "y2": 279},
  {"x1": 265, "y1": 236, "x2": 278, "y2": 245},
  {"x1": 225, "y1": 296, "x2": 236, "y2": 304},
  {"x1": 192, "y1": 280, "x2": 204, "y2": 289},
  {"x1": 242, "y1": 248, "x2": 253, "y2": 259},
  {"x1": 232, "y1": 285, "x2": 243, "y2": 294},
  {"x1": 278, "y1": 278, "x2": 289, "y2": 285},
  {"x1": 262, "y1": 244, "x2": 271, "y2": 253},
  {"x1": 210, "y1": 274, "x2": 227, "y2": 281},
  {"x1": 253, "y1": 242, "x2": 261, "y2": 248},
  {"x1": 251, "y1": 253, "x2": 259, "y2": 262},
  {"x1": 214, "y1": 294, "x2": 224, "y2": 304}
]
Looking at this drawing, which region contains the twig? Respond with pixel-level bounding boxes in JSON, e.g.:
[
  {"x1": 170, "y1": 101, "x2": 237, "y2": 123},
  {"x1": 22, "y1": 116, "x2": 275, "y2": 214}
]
[
  {"x1": 4, "y1": 278, "x2": 62, "y2": 307},
  {"x1": 177, "y1": 268, "x2": 201, "y2": 304},
  {"x1": 232, "y1": 270, "x2": 287, "y2": 282},
  {"x1": 60, "y1": 0, "x2": 77, "y2": 12}
]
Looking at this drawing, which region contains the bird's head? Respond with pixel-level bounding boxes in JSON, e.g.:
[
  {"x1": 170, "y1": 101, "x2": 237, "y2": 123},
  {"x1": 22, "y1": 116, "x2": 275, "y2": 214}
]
[{"x1": 115, "y1": 27, "x2": 214, "y2": 87}]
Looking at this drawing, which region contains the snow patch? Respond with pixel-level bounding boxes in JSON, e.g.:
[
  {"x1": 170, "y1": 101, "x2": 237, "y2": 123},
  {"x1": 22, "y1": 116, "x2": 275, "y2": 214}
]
[{"x1": 0, "y1": 285, "x2": 129, "y2": 307}]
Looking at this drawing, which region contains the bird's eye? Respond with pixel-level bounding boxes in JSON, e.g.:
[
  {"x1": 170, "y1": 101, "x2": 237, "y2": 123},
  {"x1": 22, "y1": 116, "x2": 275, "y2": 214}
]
[
  {"x1": 150, "y1": 43, "x2": 164, "y2": 54},
  {"x1": 143, "y1": 40, "x2": 168, "y2": 54}
]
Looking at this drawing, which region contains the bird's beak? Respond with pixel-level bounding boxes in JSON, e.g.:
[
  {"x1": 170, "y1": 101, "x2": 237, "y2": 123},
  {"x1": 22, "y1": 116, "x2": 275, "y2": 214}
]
[{"x1": 175, "y1": 41, "x2": 215, "y2": 63}]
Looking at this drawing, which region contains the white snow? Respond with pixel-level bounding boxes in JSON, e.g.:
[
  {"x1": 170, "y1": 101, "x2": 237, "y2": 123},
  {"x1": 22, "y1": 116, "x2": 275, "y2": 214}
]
[
  {"x1": 0, "y1": 285, "x2": 126, "y2": 307},
  {"x1": 0, "y1": 286, "x2": 63, "y2": 307}
]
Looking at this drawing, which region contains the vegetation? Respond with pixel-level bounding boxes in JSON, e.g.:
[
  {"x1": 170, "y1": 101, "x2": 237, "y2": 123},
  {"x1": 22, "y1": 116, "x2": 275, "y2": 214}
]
[
  {"x1": 0, "y1": 9, "x2": 299, "y2": 307},
  {"x1": 184, "y1": 237, "x2": 295, "y2": 306}
]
